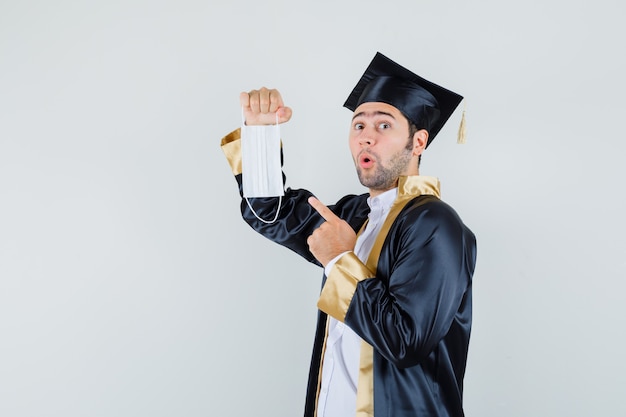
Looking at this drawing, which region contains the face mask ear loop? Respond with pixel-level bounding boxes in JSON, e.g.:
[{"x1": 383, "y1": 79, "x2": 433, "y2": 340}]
[{"x1": 243, "y1": 111, "x2": 283, "y2": 225}]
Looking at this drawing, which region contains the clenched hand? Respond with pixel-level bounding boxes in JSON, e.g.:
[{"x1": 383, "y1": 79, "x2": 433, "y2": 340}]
[{"x1": 240, "y1": 87, "x2": 293, "y2": 126}]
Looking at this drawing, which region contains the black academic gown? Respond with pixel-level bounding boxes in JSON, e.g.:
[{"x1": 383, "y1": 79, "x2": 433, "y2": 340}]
[{"x1": 221, "y1": 129, "x2": 477, "y2": 417}]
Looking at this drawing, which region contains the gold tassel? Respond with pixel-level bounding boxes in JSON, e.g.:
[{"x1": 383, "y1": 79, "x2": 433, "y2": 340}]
[{"x1": 457, "y1": 101, "x2": 467, "y2": 144}]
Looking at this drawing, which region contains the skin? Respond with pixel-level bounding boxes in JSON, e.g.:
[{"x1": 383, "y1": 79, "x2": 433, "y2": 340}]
[
  {"x1": 240, "y1": 88, "x2": 428, "y2": 267},
  {"x1": 348, "y1": 102, "x2": 427, "y2": 197}
]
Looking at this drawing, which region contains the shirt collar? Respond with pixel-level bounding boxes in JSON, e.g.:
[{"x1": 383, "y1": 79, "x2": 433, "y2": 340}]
[
  {"x1": 366, "y1": 175, "x2": 440, "y2": 210},
  {"x1": 367, "y1": 187, "x2": 397, "y2": 213}
]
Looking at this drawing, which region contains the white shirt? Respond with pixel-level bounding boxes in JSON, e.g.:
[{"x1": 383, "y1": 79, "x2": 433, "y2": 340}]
[{"x1": 316, "y1": 188, "x2": 397, "y2": 417}]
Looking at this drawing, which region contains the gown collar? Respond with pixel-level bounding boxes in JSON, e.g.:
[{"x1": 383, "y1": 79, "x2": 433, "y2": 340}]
[{"x1": 397, "y1": 175, "x2": 441, "y2": 199}]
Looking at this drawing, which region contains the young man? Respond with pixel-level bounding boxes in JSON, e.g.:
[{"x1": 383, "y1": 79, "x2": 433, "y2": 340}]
[{"x1": 221, "y1": 52, "x2": 477, "y2": 417}]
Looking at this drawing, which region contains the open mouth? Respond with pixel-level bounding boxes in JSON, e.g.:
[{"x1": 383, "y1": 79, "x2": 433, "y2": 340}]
[{"x1": 359, "y1": 153, "x2": 375, "y2": 169}]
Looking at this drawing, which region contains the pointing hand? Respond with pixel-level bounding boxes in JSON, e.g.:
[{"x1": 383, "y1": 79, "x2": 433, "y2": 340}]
[{"x1": 307, "y1": 197, "x2": 357, "y2": 267}]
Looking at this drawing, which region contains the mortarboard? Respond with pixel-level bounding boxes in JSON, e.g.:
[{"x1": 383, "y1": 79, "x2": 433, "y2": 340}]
[{"x1": 344, "y1": 52, "x2": 465, "y2": 147}]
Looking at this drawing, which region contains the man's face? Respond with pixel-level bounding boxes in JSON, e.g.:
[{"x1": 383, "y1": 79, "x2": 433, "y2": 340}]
[{"x1": 349, "y1": 102, "x2": 419, "y2": 195}]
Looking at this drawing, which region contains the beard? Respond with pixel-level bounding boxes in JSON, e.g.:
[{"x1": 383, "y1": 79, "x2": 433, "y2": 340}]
[{"x1": 355, "y1": 145, "x2": 414, "y2": 191}]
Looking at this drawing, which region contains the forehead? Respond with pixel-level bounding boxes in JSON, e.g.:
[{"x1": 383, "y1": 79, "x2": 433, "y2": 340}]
[{"x1": 352, "y1": 102, "x2": 406, "y2": 120}]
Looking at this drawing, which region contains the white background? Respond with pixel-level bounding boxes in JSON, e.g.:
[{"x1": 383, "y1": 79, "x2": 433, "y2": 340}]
[{"x1": 1, "y1": 1, "x2": 625, "y2": 416}]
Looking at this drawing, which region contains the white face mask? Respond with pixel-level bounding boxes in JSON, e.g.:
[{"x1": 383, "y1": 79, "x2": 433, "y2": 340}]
[
  {"x1": 239, "y1": 111, "x2": 284, "y2": 224},
  {"x1": 240, "y1": 121, "x2": 284, "y2": 198}
]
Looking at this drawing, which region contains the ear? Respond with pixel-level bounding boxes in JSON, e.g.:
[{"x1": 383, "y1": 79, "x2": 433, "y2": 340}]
[{"x1": 412, "y1": 129, "x2": 429, "y2": 156}]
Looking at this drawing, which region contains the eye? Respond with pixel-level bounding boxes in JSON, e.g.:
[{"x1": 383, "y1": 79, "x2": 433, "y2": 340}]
[
  {"x1": 378, "y1": 122, "x2": 391, "y2": 129},
  {"x1": 354, "y1": 122, "x2": 364, "y2": 130}
]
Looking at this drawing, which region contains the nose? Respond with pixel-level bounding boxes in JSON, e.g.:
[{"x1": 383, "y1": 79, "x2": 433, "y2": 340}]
[{"x1": 359, "y1": 127, "x2": 376, "y2": 146}]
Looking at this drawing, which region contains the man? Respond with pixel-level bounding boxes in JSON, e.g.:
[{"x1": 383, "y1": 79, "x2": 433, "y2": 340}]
[{"x1": 220, "y1": 52, "x2": 477, "y2": 417}]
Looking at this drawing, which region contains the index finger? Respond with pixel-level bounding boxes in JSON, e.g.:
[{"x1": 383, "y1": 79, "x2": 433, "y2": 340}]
[{"x1": 308, "y1": 196, "x2": 339, "y2": 222}]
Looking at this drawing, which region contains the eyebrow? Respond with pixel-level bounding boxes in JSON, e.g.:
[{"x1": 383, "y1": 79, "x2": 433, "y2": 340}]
[{"x1": 352, "y1": 110, "x2": 396, "y2": 121}]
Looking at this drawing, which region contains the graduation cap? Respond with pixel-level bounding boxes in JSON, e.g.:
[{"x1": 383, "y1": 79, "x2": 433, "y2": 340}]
[{"x1": 344, "y1": 52, "x2": 465, "y2": 147}]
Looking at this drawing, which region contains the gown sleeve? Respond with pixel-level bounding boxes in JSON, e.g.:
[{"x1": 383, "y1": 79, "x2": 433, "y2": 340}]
[{"x1": 221, "y1": 128, "x2": 369, "y2": 265}]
